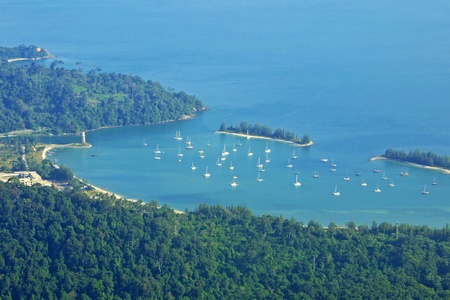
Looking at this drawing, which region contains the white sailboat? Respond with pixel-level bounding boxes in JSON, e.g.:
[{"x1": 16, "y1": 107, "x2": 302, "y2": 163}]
[
  {"x1": 256, "y1": 157, "x2": 263, "y2": 168},
  {"x1": 186, "y1": 139, "x2": 194, "y2": 149},
  {"x1": 246, "y1": 130, "x2": 251, "y2": 139},
  {"x1": 332, "y1": 185, "x2": 340, "y2": 196},
  {"x1": 206, "y1": 140, "x2": 211, "y2": 147},
  {"x1": 389, "y1": 180, "x2": 395, "y2": 187},
  {"x1": 232, "y1": 144, "x2": 237, "y2": 152},
  {"x1": 292, "y1": 150, "x2": 298, "y2": 159},
  {"x1": 381, "y1": 172, "x2": 388, "y2": 180},
  {"x1": 257, "y1": 172, "x2": 264, "y2": 182},
  {"x1": 361, "y1": 178, "x2": 367, "y2": 186},
  {"x1": 330, "y1": 158, "x2": 337, "y2": 168},
  {"x1": 177, "y1": 148, "x2": 183, "y2": 157},
  {"x1": 265, "y1": 152, "x2": 270, "y2": 163},
  {"x1": 216, "y1": 158, "x2": 222, "y2": 166},
  {"x1": 190, "y1": 162, "x2": 197, "y2": 170},
  {"x1": 321, "y1": 155, "x2": 328, "y2": 162},
  {"x1": 343, "y1": 172, "x2": 350, "y2": 181},
  {"x1": 173, "y1": 130, "x2": 183, "y2": 140},
  {"x1": 230, "y1": 176, "x2": 238, "y2": 187},
  {"x1": 432, "y1": 177, "x2": 438, "y2": 185},
  {"x1": 286, "y1": 159, "x2": 293, "y2": 168},
  {"x1": 154, "y1": 155, "x2": 161, "y2": 160},
  {"x1": 229, "y1": 161, "x2": 234, "y2": 170},
  {"x1": 203, "y1": 166, "x2": 211, "y2": 177},
  {"x1": 313, "y1": 171, "x2": 319, "y2": 178},
  {"x1": 236, "y1": 139, "x2": 242, "y2": 146},
  {"x1": 248, "y1": 147, "x2": 253, "y2": 156},
  {"x1": 422, "y1": 184, "x2": 429, "y2": 194},
  {"x1": 265, "y1": 142, "x2": 271, "y2": 153},
  {"x1": 222, "y1": 144, "x2": 229, "y2": 156},
  {"x1": 143, "y1": 139, "x2": 147, "y2": 146},
  {"x1": 154, "y1": 144, "x2": 161, "y2": 154},
  {"x1": 374, "y1": 185, "x2": 381, "y2": 193},
  {"x1": 293, "y1": 174, "x2": 301, "y2": 186},
  {"x1": 400, "y1": 169, "x2": 409, "y2": 176}
]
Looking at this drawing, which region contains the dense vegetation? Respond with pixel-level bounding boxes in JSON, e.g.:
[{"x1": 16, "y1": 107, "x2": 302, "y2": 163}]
[
  {"x1": 384, "y1": 148, "x2": 450, "y2": 169},
  {"x1": 220, "y1": 121, "x2": 311, "y2": 145},
  {"x1": 0, "y1": 181, "x2": 448, "y2": 299},
  {"x1": 0, "y1": 44, "x2": 50, "y2": 62},
  {"x1": 0, "y1": 46, "x2": 204, "y2": 134}
]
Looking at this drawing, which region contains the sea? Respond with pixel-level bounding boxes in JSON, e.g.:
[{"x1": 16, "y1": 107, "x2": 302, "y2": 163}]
[{"x1": 1, "y1": 0, "x2": 449, "y2": 227}]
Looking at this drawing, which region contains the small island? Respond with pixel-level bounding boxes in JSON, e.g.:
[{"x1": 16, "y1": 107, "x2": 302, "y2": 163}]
[
  {"x1": 371, "y1": 148, "x2": 450, "y2": 174},
  {"x1": 218, "y1": 121, "x2": 312, "y2": 146}
]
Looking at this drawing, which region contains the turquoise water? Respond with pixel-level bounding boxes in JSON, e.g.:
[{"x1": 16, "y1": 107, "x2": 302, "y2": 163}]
[{"x1": 1, "y1": 0, "x2": 449, "y2": 227}]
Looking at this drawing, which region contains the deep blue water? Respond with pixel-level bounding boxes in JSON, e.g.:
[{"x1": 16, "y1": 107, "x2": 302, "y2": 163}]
[{"x1": 1, "y1": 0, "x2": 449, "y2": 227}]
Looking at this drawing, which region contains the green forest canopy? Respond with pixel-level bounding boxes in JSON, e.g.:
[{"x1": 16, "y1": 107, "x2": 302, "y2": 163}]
[
  {"x1": 0, "y1": 44, "x2": 49, "y2": 61},
  {"x1": 384, "y1": 148, "x2": 450, "y2": 169},
  {"x1": 0, "y1": 181, "x2": 448, "y2": 299},
  {"x1": 0, "y1": 45, "x2": 204, "y2": 134},
  {"x1": 220, "y1": 121, "x2": 311, "y2": 145}
]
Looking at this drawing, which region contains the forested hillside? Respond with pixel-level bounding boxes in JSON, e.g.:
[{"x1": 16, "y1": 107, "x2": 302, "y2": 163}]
[
  {"x1": 0, "y1": 47, "x2": 204, "y2": 134},
  {"x1": 0, "y1": 44, "x2": 50, "y2": 62},
  {"x1": 0, "y1": 181, "x2": 448, "y2": 299}
]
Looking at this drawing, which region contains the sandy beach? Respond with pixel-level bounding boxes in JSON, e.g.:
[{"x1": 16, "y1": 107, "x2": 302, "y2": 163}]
[
  {"x1": 215, "y1": 131, "x2": 314, "y2": 147},
  {"x1": 41, "y1": 144, "x2": 184, "y2": 213},
  {"x1": 369, "y1": 156, "x2": 450, "y2": 174}
]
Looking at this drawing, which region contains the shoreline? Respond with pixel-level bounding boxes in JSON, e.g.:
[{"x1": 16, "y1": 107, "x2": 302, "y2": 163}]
[
  {"x1": 369, "y1": 156, "x2": 450, "y2": 174},
  {"x1": 215, "y1": 131, "x2": 314, "y2": 147},
  {"x1": 40, "y1": 143, "x2": 184, "y2": 214},
  {"x1": 81, "y1": 108, "x2": 208, "y2": 135},
  {"x1": 7, "y1": 54, "x2": 57, "y2": 63}
]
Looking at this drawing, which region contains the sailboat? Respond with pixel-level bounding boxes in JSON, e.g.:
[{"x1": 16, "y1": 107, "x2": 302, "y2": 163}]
[
  {"x1": 332, "y1": 185, "x2": 340, "y2": 196},
  {"x1": 154, "y1": 155, "x2": 161, "y2": 160},
  {"x1": 229, "y1": 161, "x2": 234, "y2": 170},
  {"x1": 257, "y1": 172, "x2": 264, "y2": 182},
  {"x1": 389, "y1": 180, "x2": 395, "y2": 187},
  {"x1": 256, "y1": 157, "x2": 263, "y2": 168},
  {"x1": 321, "y1": 155, "x2": 328, "y2": 162},
  {"x1": 216, "y1": 158, "x2": 222, "y2": 166},
  {"x1": 292, "y1": 150, "x2": 298, "y2": 159},
  {"x1": 206, "y1": 140, "x2": 211, "y2": 147},
  {"x1": 248, "y1": 147, "x2": 253, "y2": 156},
  {"x1": 432, "y1": 177, "x2": 438, "y2": 185},
  {"x1": 374, "y1": 185, "x2": 381, "y2": 193},
  {"x1": 400, "y1": 169, "x2": 409, "y2": 176},
  {"x1": 293, "y1": 174, "x2": 301, "y2": 186},
  {"x1": 246, "y1": 130, "x2": 251, "y2": 139},
  {"x1": 203, "y1": 166, "x2": 211, "y2": 177},
  {"x1": 190, "y1": 162, "x2": 197, "y2": 170},
  {"x1": 313, "y1": 171, "x2": 319, "y2": 178},
  {"x1": 236, "y1": 139, "x2": 242, "y2": 146},
  {"x1": 230, "y1": 176, "x2": 238, "y2": 187},
  {"x1": 343, "y1": 172, "x2": 350, "y2": 181},
  {"x1": 381, "y1": 172, "x2": 388, "y2": 180},
  {"x1": 232, "y1": 144, "x2": 237, "y2": 152},
  {"x1": 265, "y1": 142, "x2": 271, "y2": 153},
  {"x1": 222, "y1": 144, "x2": 229, "y2": 156},
  {"x1": 186, "y1": 139, "x2": 194, "y2": 149},
  {"x1": 286, "y1": 159, "x2": 293, "y2": 168},
  {"x1": 265, "y1": 152, "x2": 270, "y2": 163},
  {"x1": 143, "y1": 139, "x2": 147, "y2": 146},
  {"x1": 177, "y1": 148, "x2": 183, "y2": 157},
  {"x1": 422, "y1": 184, "x2": 429, "y2": 194},
  {"x1": 355, "y1": 168, "x2": 361, "y2": 176},
  {"x1": 330, "y1": 158, "x2": 337, "y2": 168},
  {"x1": 361, "y1": 178, "x2": 367, "y2": 186},
  {"x1": 154, "y1": 144, "x2": 161, "y2": 154},
  {"x1": 173, "y1": 130, "x2": 183, "y2": 140}
]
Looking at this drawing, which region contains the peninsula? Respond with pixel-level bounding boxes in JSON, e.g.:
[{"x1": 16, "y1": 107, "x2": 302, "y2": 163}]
[
  {"x1": 371, "y1": 148, "x2": 450, "y2": 174},
  {"x1": 218, "y1": 121, "x2": 312, "y2": 146}
]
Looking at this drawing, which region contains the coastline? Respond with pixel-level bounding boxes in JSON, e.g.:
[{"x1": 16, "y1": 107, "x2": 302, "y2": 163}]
[
  {"x1": 215, "y1": 131, "x2": 314, "y2": 147},
  {"x1": 369, "y1": 156, "x2": 450, "y2": 174},
  {"x1": 7, "y1": 54, "x2": 57, "y2": 63},
  {"x1": 40, "y1": 143, "x2": 184, "y2": 214}
]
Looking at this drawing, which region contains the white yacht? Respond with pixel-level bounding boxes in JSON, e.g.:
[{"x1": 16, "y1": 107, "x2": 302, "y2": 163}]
[
  {"x1": 190, "y1": 162, "x2": 197, "y2": 170},
  {"x1": 265, "y1": 142, "x2": 271, "y2": 153},
  {"x1": 248, "y1": 147, "x2": 253, "y2": 156},
  {"x1": 292, "y1": 150, "x2": 298, "y2": 159},
  {"x1": 333, "y1": 185, "x2": 340, "y2": 196},
  {"x1": 374, "y1": 185, "x2": 381, "y2": 193},
  {"x1": 293, "y1": 174, "x2": 301, "y2": 186},
  {"x1": 422, "y1": 184, "x2": 429, "y2": 194},
  {"x1": 256, "y1": 157, "x2": 263, "y2": 168},
  {"x1": 203, "y1": 166, "x2": 211, "y2": 177}
]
